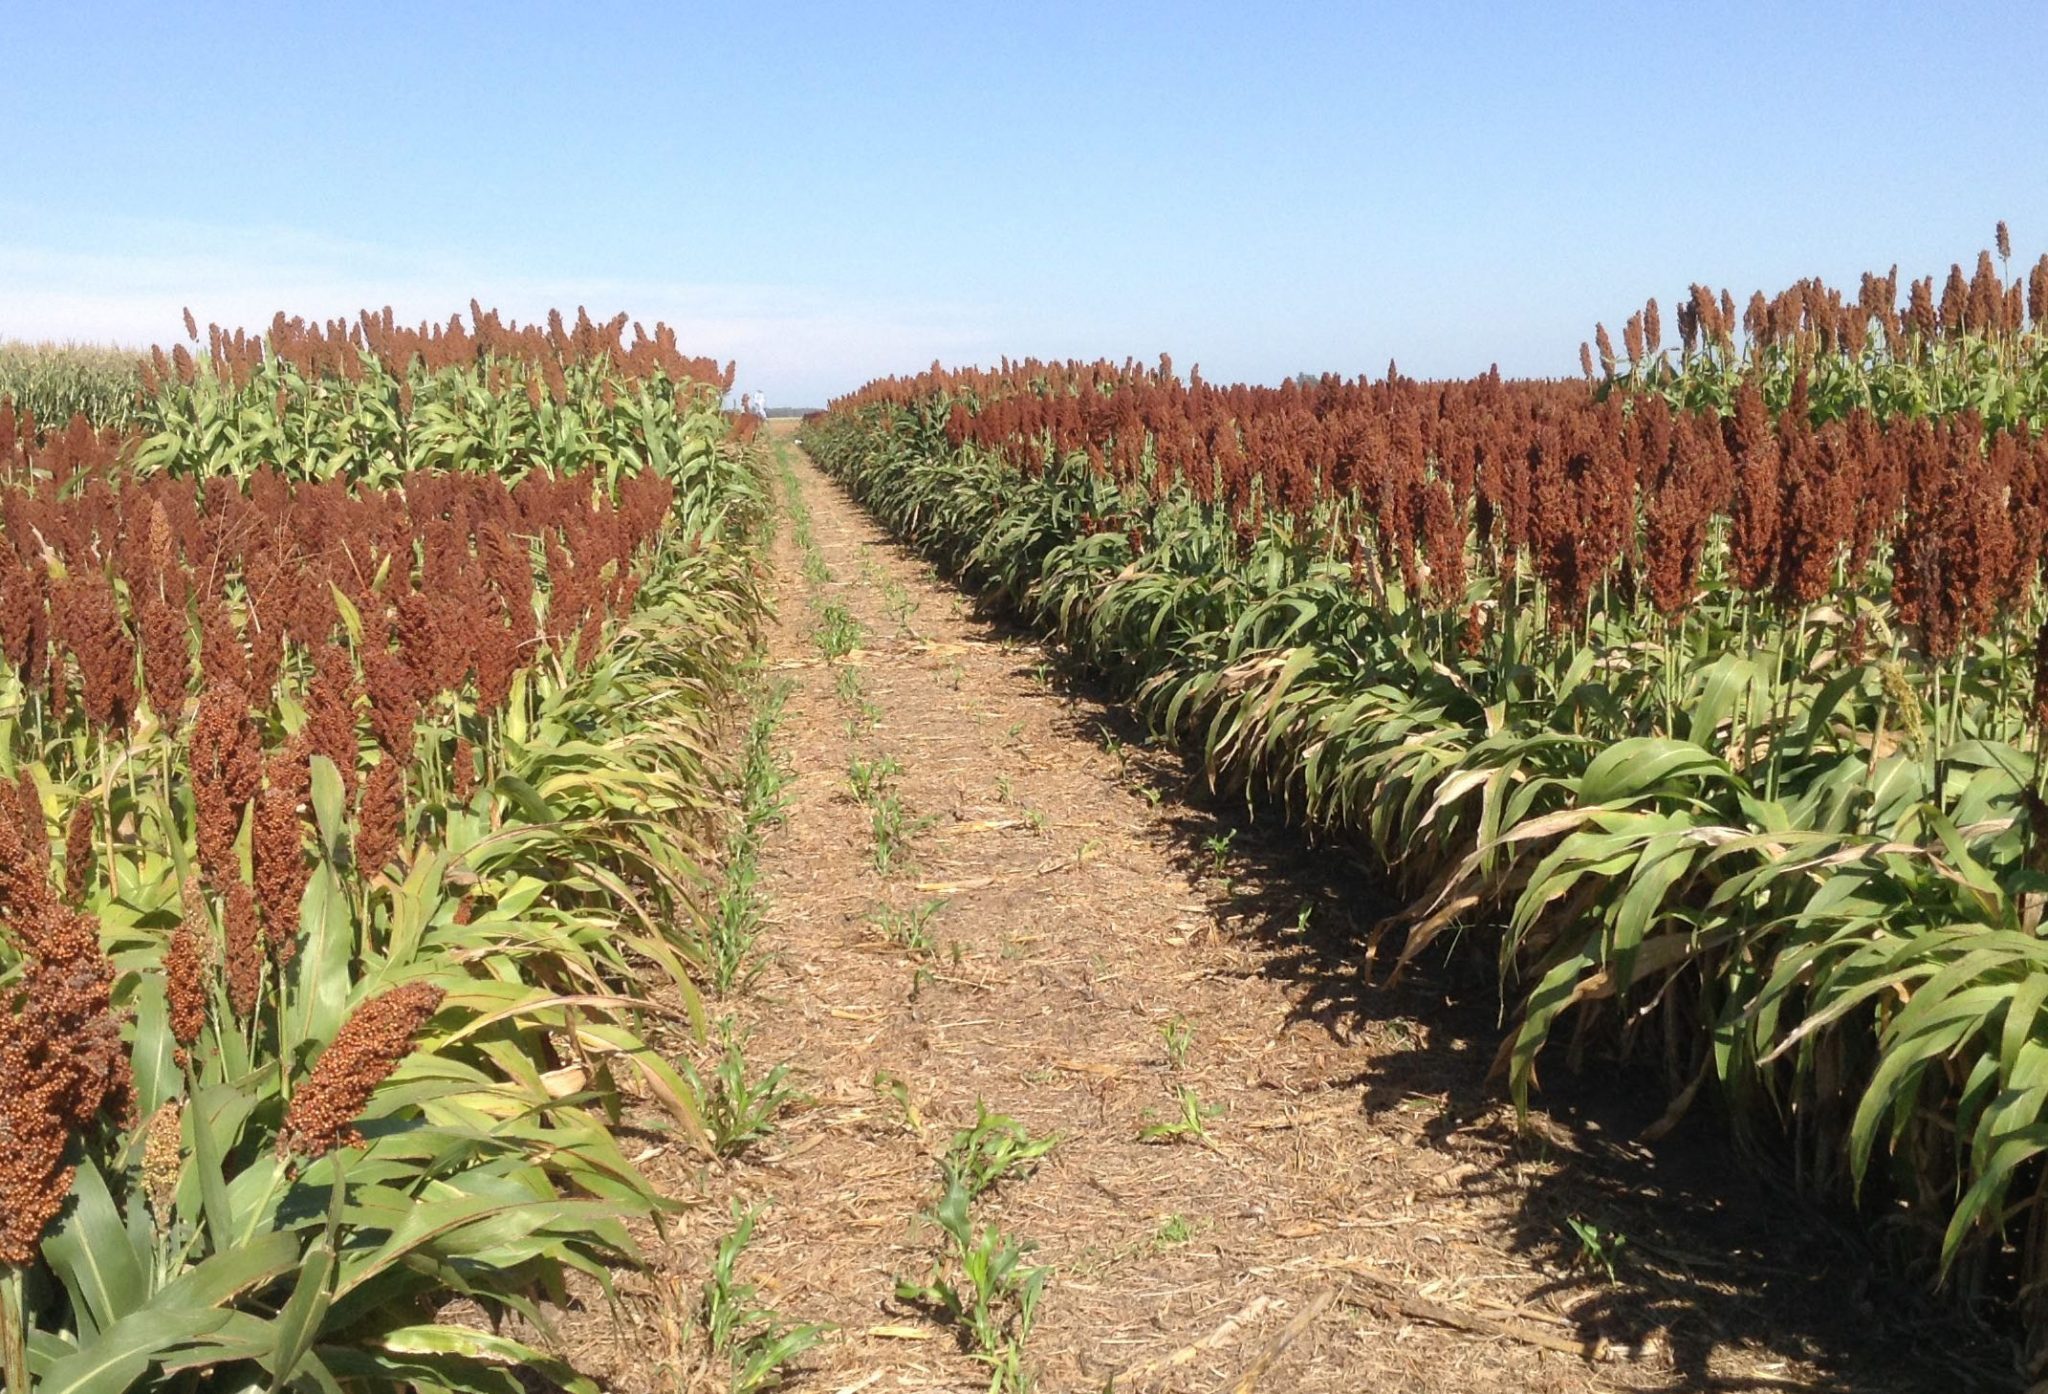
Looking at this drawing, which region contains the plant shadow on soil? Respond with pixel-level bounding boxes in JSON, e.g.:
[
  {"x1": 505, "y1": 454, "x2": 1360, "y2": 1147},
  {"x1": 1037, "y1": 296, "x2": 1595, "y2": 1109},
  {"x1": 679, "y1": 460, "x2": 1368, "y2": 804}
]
[{"x1": 921, "y1": 565, "x2": 2018, "y2": 1394}]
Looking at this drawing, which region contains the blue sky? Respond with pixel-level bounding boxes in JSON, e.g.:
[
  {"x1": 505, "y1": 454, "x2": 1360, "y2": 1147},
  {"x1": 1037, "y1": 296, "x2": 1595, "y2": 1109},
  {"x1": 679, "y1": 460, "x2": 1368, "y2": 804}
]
[{"x1": 3, "y1": 2, "x2": 2043, "y2": 404}]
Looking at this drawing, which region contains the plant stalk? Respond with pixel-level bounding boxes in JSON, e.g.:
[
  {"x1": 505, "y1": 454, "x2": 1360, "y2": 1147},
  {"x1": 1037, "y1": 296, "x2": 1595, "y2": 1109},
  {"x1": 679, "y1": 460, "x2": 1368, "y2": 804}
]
[{"x1": 1, "y1": 1265, "x2": 27, "y2": 1394}]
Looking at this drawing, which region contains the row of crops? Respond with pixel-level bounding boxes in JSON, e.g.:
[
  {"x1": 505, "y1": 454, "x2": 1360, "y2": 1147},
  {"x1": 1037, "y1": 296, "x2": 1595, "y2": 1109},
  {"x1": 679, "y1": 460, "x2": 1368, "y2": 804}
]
[
  {"x1": 0, "y1": 345, "x2": 144, "y2": 434},
  {"x1": 0, "y1": 310, "x2": 767, "y2": 1390},
  {"x1": 804, "y1": 236, "x2": 2048, "y2": 1339}
]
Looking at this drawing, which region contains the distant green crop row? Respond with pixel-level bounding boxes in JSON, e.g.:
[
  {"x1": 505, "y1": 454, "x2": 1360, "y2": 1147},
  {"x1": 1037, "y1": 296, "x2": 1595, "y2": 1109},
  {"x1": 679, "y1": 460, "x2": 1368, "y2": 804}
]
[{"x1": 0, "y1": 341, "x2": 142, "y2": 428}]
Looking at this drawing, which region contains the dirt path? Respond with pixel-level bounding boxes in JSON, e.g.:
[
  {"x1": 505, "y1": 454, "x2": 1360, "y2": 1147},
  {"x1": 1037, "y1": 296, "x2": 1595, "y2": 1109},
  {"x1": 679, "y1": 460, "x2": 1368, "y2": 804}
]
[{"x1": 572, "y1": 430, "x2": 1995, "y2": 1393}]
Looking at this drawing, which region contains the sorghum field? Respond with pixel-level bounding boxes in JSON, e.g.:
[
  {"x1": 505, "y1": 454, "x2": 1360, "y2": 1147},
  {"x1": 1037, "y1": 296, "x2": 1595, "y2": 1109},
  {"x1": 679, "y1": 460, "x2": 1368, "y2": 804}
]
[
  {"x1": 801, "y1": 232, "x2": 2048, "y2": 1385},
  {"x1": 5, "y1": 235, "x2": 2047, "y2": 1394},
  {"x1": 0, "y1": 309, "x2": 770, "y2": 1391}
]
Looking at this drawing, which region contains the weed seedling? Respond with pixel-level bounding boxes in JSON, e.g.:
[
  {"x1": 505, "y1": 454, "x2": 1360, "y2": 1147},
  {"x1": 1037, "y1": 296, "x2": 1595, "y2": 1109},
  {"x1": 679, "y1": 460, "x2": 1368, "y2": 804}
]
[
  {"x1": 833, "y1": 665, "x2": 865, "y2": 707},
  {"x1": 706, "y1": 683, "x2": 792, "y2": 997},
  {"x1": 704, "y1": 1204, "x2": 828, "y2": 1392},
  {"x1": 942, "y1": 1102, "x2": 1059, "y2": 1199},
  {"x1": 1201, "y1": 828, "x2": 1237, "y2": 877},
  {"x1": 883, "y1": 579, "x2": 920, "y2": 631},
  {"x1": 1566, "y1": 1216, "x2": 1629, "y2": 1282},
  {"x1": 709, "y1": 858, "x2": 767, "y2": 996},
  {"x1": 1160, "y1": 1016, "x2": 1192, "y2": 1072},
  {"x1": 871, "y1": 897, "x2": 945, "y2": 956},
  {"x1": 871, "y1": 794, "x2": 936, "y2": 875},
  {"x1": 1099, "y1": 731, "x2": 1130, "y2": 777},
  {"x1": 1139, "y1": 1085, "x2": 1223, "y2": 1146},
  {"x1": 894, "y1": 1182, "x2": 1048, "y2": 1394},
  {"x1": 1154, "y1": 1214, "x2": 1198, "y2": 1248},
  {"x1": 686, "y1": 1028, "x2": 801, "y2": 1158},
  {"x1": 815, "y1": 603, "x2": 862, "y2": 660},
  {"x1": 847, "y1": 754, "x2": 902, "y2": 803},
  {"x1": 873, "y1": 1070, "x2": 925, "y2": 1136}
]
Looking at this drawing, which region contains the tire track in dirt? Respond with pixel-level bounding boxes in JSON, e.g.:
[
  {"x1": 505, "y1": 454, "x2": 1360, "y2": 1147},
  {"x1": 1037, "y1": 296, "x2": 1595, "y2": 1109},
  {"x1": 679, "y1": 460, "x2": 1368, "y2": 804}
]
[{"x1": 577, "y1": 428, "x2": 1991, "y2": 1393}]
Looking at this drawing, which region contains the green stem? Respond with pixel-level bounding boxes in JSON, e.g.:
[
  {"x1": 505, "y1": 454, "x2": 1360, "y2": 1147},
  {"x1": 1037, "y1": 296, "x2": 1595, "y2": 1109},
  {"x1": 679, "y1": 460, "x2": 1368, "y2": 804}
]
[
  {"x1": 1664, "y1": 615, "x2": 1679, "y2": 739},
  {"x1": 1930, "y1": 659, "x2": 1946, "y2": 812},
  {"x1": 276, "y1": 963, "x2": 294, "y2": 1102}
]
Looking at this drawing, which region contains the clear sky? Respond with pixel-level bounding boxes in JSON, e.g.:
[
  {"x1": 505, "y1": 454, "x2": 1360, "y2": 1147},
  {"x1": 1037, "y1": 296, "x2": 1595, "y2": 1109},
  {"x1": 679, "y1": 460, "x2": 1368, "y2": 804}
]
[{"x1": 3, "y1": 2, "x2": 2043, "y2": 405}]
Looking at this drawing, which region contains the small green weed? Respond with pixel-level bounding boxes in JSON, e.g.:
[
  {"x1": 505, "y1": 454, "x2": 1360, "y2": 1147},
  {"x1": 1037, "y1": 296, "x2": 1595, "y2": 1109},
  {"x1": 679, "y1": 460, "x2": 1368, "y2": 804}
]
[
  {"x1": 871, "y1": 793, "x2": 937, "y2": 875},
  {"x1": 687, "y1": 1028, "x2": 801, "y2": 1158},
  {"x1": 872, "y1": 1070, "x2": 925, "y2": 1136},
  {"x1": 942, "y1": 1103, "x2": 1059, "y2": 1200},
  {"x1": 871, "y1": 897, "x2": 945, "y2": 956},
  {"x1": 816, "y1": 603, "x2": 862, "y2": 659},
  {"x1": 1099, "y1": 731, "x2": 1130, "y2": 777},
  {"x1": 707, "y1": 683, "x2": 792, "y2": 997},
  {"x1": 1138, "y1": 1085, "x2": 1222, "y2": 1145},
  {"x1": 709, "y1": 860, "x2": 767, "y2": 996},
  {"x1": 704, "y1": 1205, "x2": 829, "y2": 1392},
  {"x1": 882, "y1": 579, "x2": 921, "y2": 631},
  {"x1": 1566, "y1": 1216, "x2": 1629, "y2": 1282},
  {"x1": 848, "y1": 754, "x2": 902, "y2": 802},
  {"x1": 1160, "y1": 1016, "x2": 1192, "y2": 1072},
  {"x1": 895, "y1": 1182, "x2": 1048, "y2": 1394}
]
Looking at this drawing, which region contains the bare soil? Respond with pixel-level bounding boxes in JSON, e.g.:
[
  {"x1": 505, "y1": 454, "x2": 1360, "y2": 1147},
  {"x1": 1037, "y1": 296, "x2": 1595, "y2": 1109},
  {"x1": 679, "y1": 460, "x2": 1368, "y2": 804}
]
[{"x1": 555, "y1": 428, "x2": 2010, "y2": 1393}]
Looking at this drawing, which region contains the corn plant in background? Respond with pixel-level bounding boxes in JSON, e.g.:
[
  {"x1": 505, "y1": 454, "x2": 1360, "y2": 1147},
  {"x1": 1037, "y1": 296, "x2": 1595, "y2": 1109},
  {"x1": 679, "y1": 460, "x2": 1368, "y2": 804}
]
[
  {"x1": 0, "y1": 342, "x2": 142, "y2": 431},
  {"x1": 806, "y1": 231, "x2": 2048, "y2": 1347},
  {"x1": 0, "y1": 307, "x2": 767, "y2": 1391}
]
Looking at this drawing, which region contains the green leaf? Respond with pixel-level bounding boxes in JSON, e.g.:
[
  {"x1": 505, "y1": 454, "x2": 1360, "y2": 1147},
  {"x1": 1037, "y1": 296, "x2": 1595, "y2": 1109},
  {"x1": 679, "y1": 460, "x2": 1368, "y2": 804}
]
[
  {"x1": 374, "y1": 1326, "x2": 600, "y2": 1394},
  {"x1": 42, "y1": 1156, "x2": 148, "y2": 1337},
  {"x1": 130, "y1": 972, "x2": 179, "y2": 1118},
  {"x1": 292, "y1": 862, "x2": 354, "y2": 1048},
  {"x1": 188, "y1": 1083, "x2": 245, "y2": 1255},
  {"x1": 308, "y1": 754, "x2": 347, "y2": 862},
  {"x1": 35, "y1": 1307, "x2": 235, "y2": 1394},
  {"x1": 269, "y1": 1233, "x2": 336, "y2": 1388},
  {"x1": 1577, "y1": 737, "x2": 1729, "y2": 807},
  {"x1": 491, "y1": 773, "x2": 558, "y2": 825}
]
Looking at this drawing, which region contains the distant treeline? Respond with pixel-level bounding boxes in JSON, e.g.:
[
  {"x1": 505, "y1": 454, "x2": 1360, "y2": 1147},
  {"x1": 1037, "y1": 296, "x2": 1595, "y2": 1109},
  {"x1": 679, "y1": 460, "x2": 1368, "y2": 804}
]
[{"x1": 766, "y1": 406, "x2": 820, "y2": 418}]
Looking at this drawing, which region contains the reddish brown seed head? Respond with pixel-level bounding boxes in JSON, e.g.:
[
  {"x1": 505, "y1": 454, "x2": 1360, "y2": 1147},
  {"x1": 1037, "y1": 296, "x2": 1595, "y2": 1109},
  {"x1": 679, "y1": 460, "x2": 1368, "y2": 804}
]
[{"x1": 277, "y1": 982, "x2": 445, "y2": 1159}]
